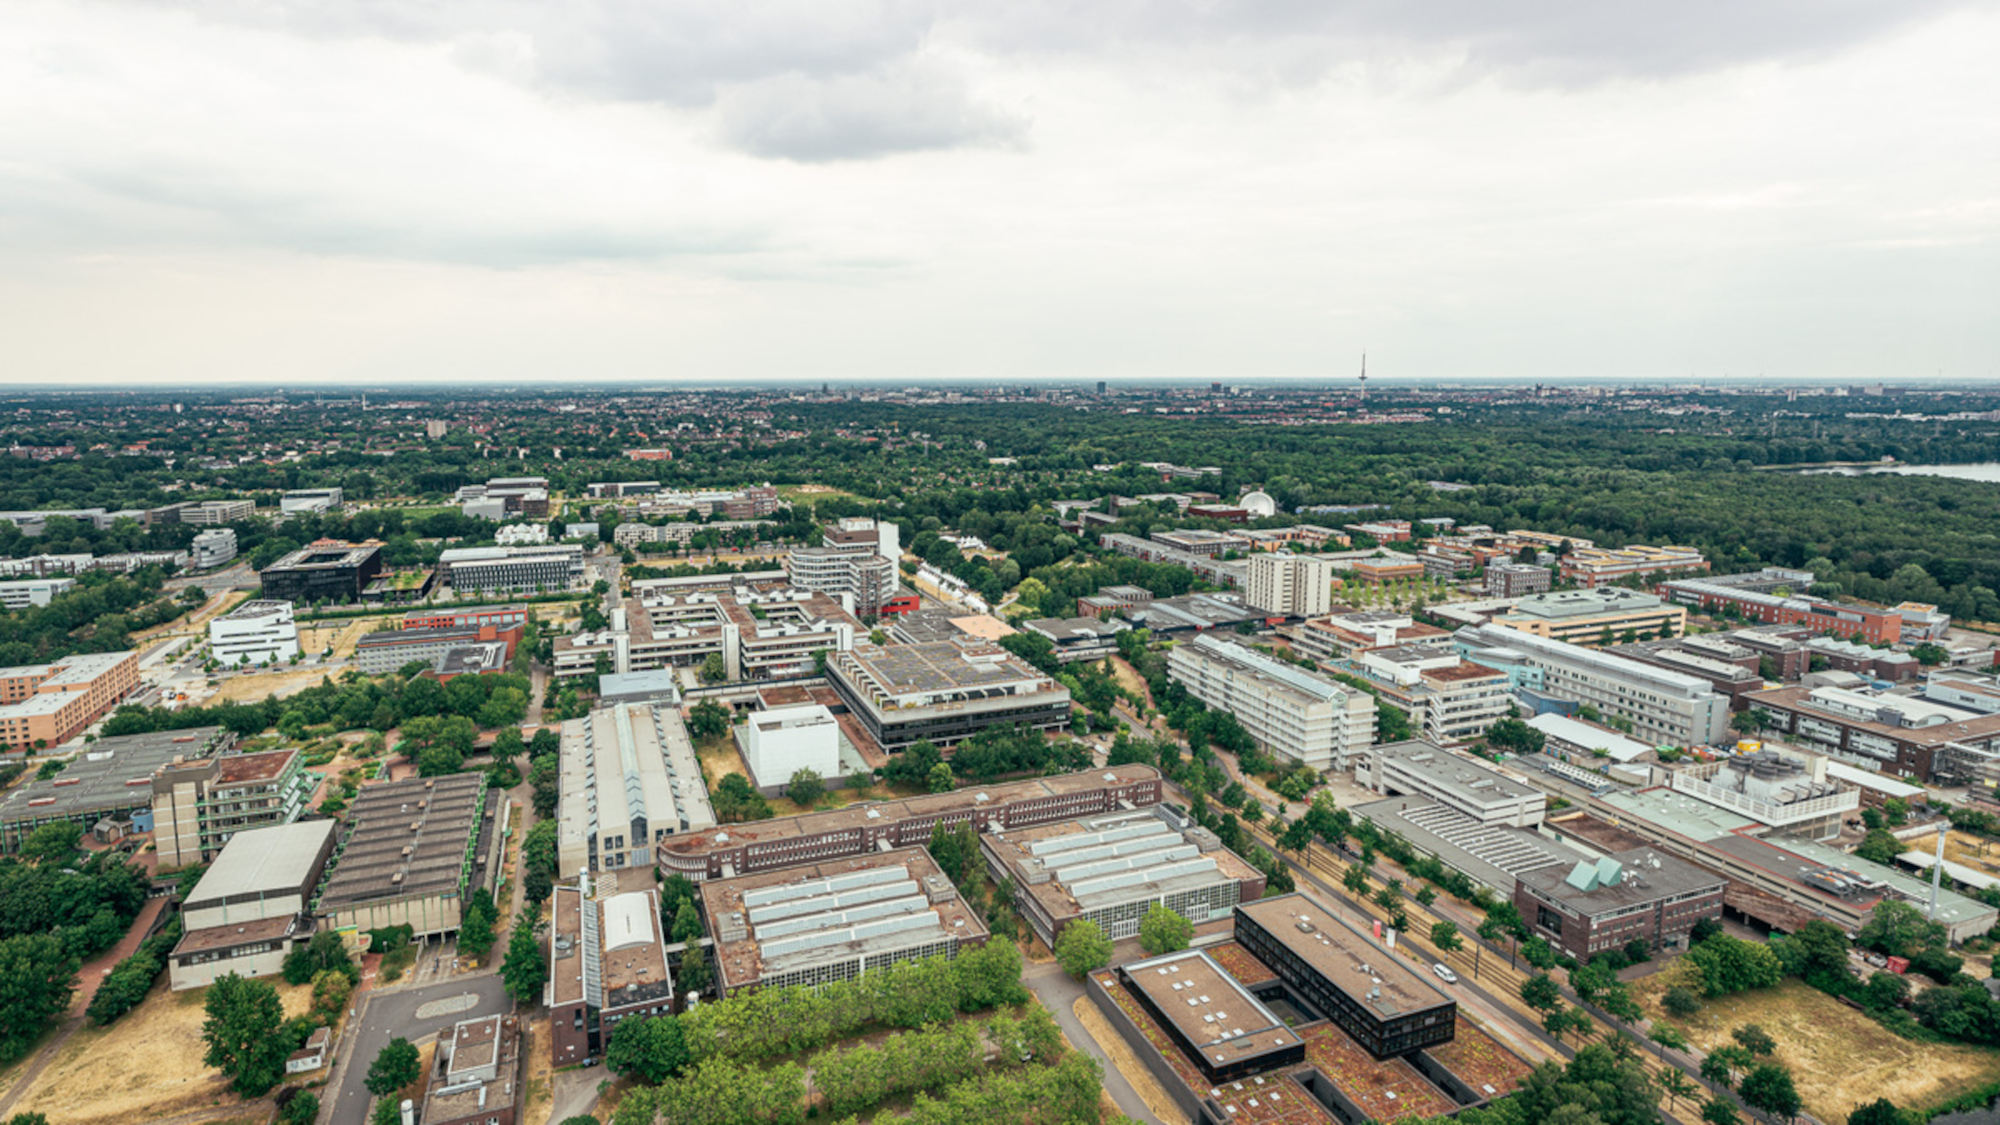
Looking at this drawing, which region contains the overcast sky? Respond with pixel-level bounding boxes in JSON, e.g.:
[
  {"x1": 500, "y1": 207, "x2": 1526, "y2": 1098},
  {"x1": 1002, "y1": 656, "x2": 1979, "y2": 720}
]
[{"x1": 3, "y1": 1, "x2": 1995, "y2": 385}]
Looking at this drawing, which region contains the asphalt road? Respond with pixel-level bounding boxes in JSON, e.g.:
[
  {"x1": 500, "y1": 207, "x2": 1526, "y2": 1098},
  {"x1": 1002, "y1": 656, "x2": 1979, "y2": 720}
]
[
  {"x1": 323, "y1": 973, "x2": 513, "y2": 1125},
  {"x1": 1022, "y1": 960, "x2": 1162, "y2": 1125}
]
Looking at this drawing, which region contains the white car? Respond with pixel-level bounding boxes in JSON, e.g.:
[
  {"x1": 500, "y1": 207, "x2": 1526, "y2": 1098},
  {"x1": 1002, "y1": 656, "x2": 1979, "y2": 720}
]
[{"x1": 1432, "y1": 963, "x2": 1459, "y2": 985}]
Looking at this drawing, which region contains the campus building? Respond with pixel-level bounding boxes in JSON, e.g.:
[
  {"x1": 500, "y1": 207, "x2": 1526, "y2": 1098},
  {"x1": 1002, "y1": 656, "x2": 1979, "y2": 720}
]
[
  {"x1": 1234, "y1": 895, "x2": 1457, "y2": 1058},
  {"x1": 740, "y1": 704, "x2": 841, "y2": 788},
  {"x1": 1355, "y1": 740, "x2": 1546, "y2": 827},
  {"x1": 548, "y1": 884, "x2": 675, "y2": 1066},
  {"x1": 260, "y1": 542, "x2": 384, "y2": 604},
  {"x1": 279, "y1": 488, "x2": 343, "y2": 515},
  {"x1": 701, "y1": 848, "x2": 989, "y2": 997},
  {"x1": 556, "y1": 703, "x2": 717, "y2": 878},
  {"x1": 825, "y1": 640, "x2": 1072, "y2": 753},
  {"x1": 783, "y1": 518, "x2": 900, "y2": 616},
  {"x1": 1167, "y1": 634, "x2": 1374, "y2": 771},
  {"x1": 1455, "y1": 625, "x2": 1732, "y2": 747},
  {"x1": 1659, "y1": 570, "x2": 1906, "y2": 645},
  {"x1": 0, "y1": 577, "x2": 74, "y2": 608},
  {"x1": 1484, "y1": 563, "x2": 1551, "y2": 598},
  {"x1": 168, "y1": 820, "x2": 336, "y2": 990},
  {"x1": 436, "y1": 545, "x2": 585, "y2": 596},
  {"x1": 1490, "y1": 588, "x2": 1688, "y2": 646},
  {"x1": 981, "y1": 807, "x2": 1264, "y2": 947},
  {"x1": 0, "y1": 725, "x2": 234, "y2": 851},
  {"x1": 315, "y1": 774, "x2": 497, "y2": 939},
  {"x1": 151, "y1": 747, "x2": 317, "y2": 867},
  {"x1": 423, "y1": 1014, "x2": 523, "y2": 1125},
  {"x1": 657, "y1": 765, "x2": 1163, "y2": 881},
  {"x1": 0, "y1": 650, "x2": 141, "y2": 750},
  {"x1": 1115, "y1": 948, "x2": 1305, "y2": 1083},
  {"x1": 1022, "y1": 616, "x2": 1131, "y2": 663},
  {"x1": 1558, "y1": 544, "x2": 1708, "y2": 587},
  {"x1": 1292, "y1": 611, "x2": 1452, "y2": 664},
  {"x1": 454, "y1": 477, "x2": 550, "y2": 518},
  {"x1": 553, "y1": 580, "x2": 858, "y2": 683},
  {"x1": 1742, "y1": 683, "x2": 2000, "y2": 784},
  {"x1": 190, "y1": 528, "x2": 238, "y2": 570},
  {"x1": 355, "y1": 621, "x2": 524, "y2": 676},
  {"x1": 1514, "y1": 848, "x2": 1726, "y2": 961},
  {"x1": 208, "y1": 599, "x2": 300, "y2": 666},
  {"x1": 1245, "y1": 552, "x2": 1338, "y2": 618},
  {"x1": 1347, "y1": 647, "x2": 1512, "y2": 744}
]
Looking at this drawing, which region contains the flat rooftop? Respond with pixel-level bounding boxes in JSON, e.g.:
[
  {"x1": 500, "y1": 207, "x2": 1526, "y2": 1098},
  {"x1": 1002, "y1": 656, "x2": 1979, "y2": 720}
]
[
  {"x1": 1594, "y1": 786, "x2": 1757, "y2": 842},
  {"x1": 1351, "y1": 798, "x2": 1576, "y2": 894},
  {"x1": 267, "y1": 544, "x2": 378, "y2": 570},
  {"x1": 1518, "y1": 846, "x2": 1724, "y2": 913},
  {"x1": 1506, "y1": 588, "x2": 1668, "y2": 620},
  {"x1": 211, "y1": 747, "x2": 300, "y2": 787},
  {"x1": 1371, "y1": 741, "x2": 1539, "y2": 802},
  {"x1": 1123, "y1": 948, "x2": 1300, "y2": 1071},
  {"x1": 843, "y1": 640, "x2": 1046, "y2": 696},
  {"x1": 984, "y1": 809, "x2": 1259, "y2": 918},
  {"x1": 185, "y1": 820, "x2": 334, "y2": 909},
  {"x1": 0, "y1": 726, "x2": 228, "y2": 825},
  {"x1": 700, "y1": 848, "x2": 986, "y2": 988},
  {"x1": 316, "y1": 774, "x2": 485, "y2": 909},
  {"x1": 658, "y1": 765, "x2": 1160, "y2": 858},
  {"x1": 1237, "y1": 895, "x2": 1453, "y2": 1022},
  {"x1": 174, "y1": 913, "x2": 302, "y2": 955},
  {"x1": 1705, "y1": 833, "x2": 1996, "y2": 928}
]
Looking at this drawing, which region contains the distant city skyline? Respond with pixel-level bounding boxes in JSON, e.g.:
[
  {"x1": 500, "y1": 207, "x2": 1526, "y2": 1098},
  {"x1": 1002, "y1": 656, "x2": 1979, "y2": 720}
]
[{"x1": 2, "y1": 2, "x2": 1994, "y2": 384}]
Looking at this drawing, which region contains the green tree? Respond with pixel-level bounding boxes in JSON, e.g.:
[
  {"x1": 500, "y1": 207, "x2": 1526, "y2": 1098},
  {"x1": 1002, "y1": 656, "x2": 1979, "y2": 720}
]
[
  {"x1": 1732, "y1": 1024, "x2": 1776, "y2": 1056},
  {"x1": 458, "y1": 888, "x2": 498, "y2": 961},
  {"x1": 282, "y1": 929, "x2": 358, "y2": 986},
  {"x1": 927, "y1": 761, "x2": 956, "y2": 794},
  {"x1": 1055, "y1": 919, "x2": 1113, "y2": 979},
  {"x1": 671, "y1": 902, "x2": 703, "y2": 945},
  {"x1": 1663, "y1": 985, "x2": 1701, "y2": 1019},
  {"x1": 1856, "y1": 899, "x2": 1946, "y2": 958},
  {"x1": 605, "y1": 1014, "x2": 689, "y2": 1085},
  {"x1": 1701, "y1": 1044, "x2": 1754, "y2": 1087},
  {"x1": 0, "y1": 934, "x2": 79, "y2": 1064},
  {"x1": 785, "y1": 768, "x2": 825, "y2": 810},
  {"x1": 1430, "y1": 921, "x2": 1461, "y2": 954},
  {"x1": 1849, "y1": 1099, "x2": 1908, "y2": 1125},
  {"x1": 20, "y1": 822, "x2": 82, "y2": 864},
  {"x1": 1521, "y1": 973, "x2": 1561, "y2": 1014},
  {"x1": 365, "y1": 1037, "x2": 421, "y2": 1097},
  {"x1": 678, "y1": 940, "x2": 711, "y2": 996},
  {"x1": 1342, "y1": 864, "x2": 1369, "y2": 895},
  {"x1": 280, "y1": 1092, "x2": 321, "y2": 1125},
  {"x1": 501, "y1": 921, "x2": 546, "y2": 1005},
  {"x1": 1138, "y1": 904, "x2": 1193, "y2": 955},
  {"x1": 686, "y1": 699, "x2": 730, "y2": 741},
  {"x1": 1685, "y1": 935, "x2": 1782, "y2": 997},
  {"x1": 1740, "y1": 1063, "x2": 1803, "y2": 1120},
  {"x1": 201, "y1": 973, "x2": 289, "y2": 1098},
  {"x1": 698, "y1": 652, "x2": 728, "y2": 684},
  {"x1": 1703, "y1": 1096, "x2": 1743, "y2": 1125}
]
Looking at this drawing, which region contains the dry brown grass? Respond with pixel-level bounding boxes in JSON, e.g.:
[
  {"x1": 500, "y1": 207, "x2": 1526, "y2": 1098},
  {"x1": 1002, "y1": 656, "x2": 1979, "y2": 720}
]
[
  {"x1": 13, "y1": 977, "x2": 315, "y2": 1125},
  {"x1": 208, "y1": 667, "x2": 333, "y2": 704},
  {"x1": 520, "y1": 1017, "x2": 555, "y2": 1125},
  {"x1": 1634, "y1": 975, "x2": 2000, "y2": 1122},
  {"x1": 1072, "y1": 997, "x2": 1183, "y2": 1125}
]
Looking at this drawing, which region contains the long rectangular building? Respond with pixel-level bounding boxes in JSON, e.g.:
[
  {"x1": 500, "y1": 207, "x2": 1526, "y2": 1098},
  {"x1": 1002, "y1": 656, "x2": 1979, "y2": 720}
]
[
  {"x1": 1491, "y1": 588, "x2": 1687, "y2": 645},
  {"x1": 1116, "y1": 948, "x2": 1305, "y2": 1083},
  {"x1": 0, "y1": 725, "x2": 232, "y2": 850},
  {"x1": 1456, "y1": 624, "x2": 1730, "y2": 748},
  {"x1": 1355, "y1": 740, "x2": 1546, "y2": 827},
  {"x1": 1234, "y1": 894, "x2": 1456, "y2": 1059},
  {"x1": 657, "y1": 765, "x2": 1162, "y2": 881},
  {"x1": 0, "y1": 651, "x2": 141, "y2": 751},
  {"x1": 1660, "y1": 571, "x2": 1904, "y2": 645},
  {"x1": 437, "y1": 545, "x2": 584, "y2": 596},
  {"x1": 553, "y1": 582, "x2": 858, "y2": 683},
  {"x1": 315, "y1": 774, "x2": 493, "y2": 938},
  {"x1": 825, "y1": 640, "x2": 1072, "y2": 753},
  {"x1": 557, "y1": 703, "x2": 716, "y2": 878},
  {"x1": 169, "y1": 820, "x2": 336, "y2": 990},
  {"x1": 980, "y1": 807, "x2": 1265, "y2": 947},
  {"x1": 1743, "y1": 683, "x2": 2000, "y2": 784},
  {"x1": 701, "y1": 848, "x2": 988, "y2": 997},
  {"x1": 1167, "y1": 634, "x2": 1374, "y2": 772},
  {"x1": 548, "y1": 884, "x2": 674, "y2": 1066},
  {"x1": 356, "y1": 621, "x2": 524, "y2": 676},
  {"x1": 260, "y1": 542, "x2": 383, "y2": 604}
]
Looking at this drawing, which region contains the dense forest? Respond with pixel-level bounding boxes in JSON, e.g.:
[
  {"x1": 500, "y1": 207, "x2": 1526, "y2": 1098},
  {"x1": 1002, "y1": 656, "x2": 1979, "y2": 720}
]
[{"x1": 4, "y1": 390, "x2": 1999, "y2": 621}]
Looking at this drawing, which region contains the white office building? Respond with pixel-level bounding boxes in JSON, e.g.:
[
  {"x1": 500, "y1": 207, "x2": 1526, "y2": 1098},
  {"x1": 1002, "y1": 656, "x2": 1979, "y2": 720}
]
[
  {"x1": 496, "y1": 523, "x2": 550, "y2": 546},
  {"x1": 437, "y1": 545, "x2": 585, "y2": 596},
  {"x1": 1355, "y1": 739, "x2": 1546, "y2": 827},
  {"x1": 1166, "y1": 634, "x2": 1375, "y2": 772},
  {"x1": 786, "y1": 517, "x2": 901, "y2": 615},
  {"x1": 1244, "y1": 552, "x2": 1337, "y2": 618},
  {"x1": 556, "y1": 703, "x2": 717, "y2": 877},
  {"x1": 1457, "y1": 624, "x2": 1731, "y2": 748},
  {"x1": 279, "y1": 488, "x2": 343, "y2": 515},
  {"x1": 741, "y1": 704, "x2": 841, "y2": 787},
  {"x1": 209, "y1": 600, "x2": 300, "y2": 666},
  {"x1": 0, "y1": 577, "x2": 75, "y2": 609},
  {"x1": 191, "y1": 528, "x2": 238, "y2": 570}
]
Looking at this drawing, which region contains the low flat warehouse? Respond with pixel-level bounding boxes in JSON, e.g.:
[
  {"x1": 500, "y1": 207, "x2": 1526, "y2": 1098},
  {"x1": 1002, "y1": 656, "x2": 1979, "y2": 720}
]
[{"x1": 315, "y1": 774, "x2": 496, "y2": 939}]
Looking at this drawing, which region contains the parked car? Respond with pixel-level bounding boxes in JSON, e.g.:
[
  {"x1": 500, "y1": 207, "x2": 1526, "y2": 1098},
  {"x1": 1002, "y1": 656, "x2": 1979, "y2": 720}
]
[{"x1": 1432, "y1": 963, "x2": 1459, "y2": 985}]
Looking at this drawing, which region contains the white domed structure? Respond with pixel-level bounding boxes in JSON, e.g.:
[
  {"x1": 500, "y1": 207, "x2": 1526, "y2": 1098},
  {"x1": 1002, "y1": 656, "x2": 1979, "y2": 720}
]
[{"x1": 1239, "y1": 490, "x2": 1278, "y2": 518}]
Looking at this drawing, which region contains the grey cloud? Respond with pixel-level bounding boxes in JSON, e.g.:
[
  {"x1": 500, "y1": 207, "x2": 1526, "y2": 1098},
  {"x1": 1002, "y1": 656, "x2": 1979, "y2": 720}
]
[
  {"x1": 713, "y1": 65, "x2": 1026, "y2": 162},
  {"x1": 2, "y1": 160, "x2": 772, "y2": 269},
  {"x1": 962, "y1": 1, "x2": 1975, "y2": 85}
]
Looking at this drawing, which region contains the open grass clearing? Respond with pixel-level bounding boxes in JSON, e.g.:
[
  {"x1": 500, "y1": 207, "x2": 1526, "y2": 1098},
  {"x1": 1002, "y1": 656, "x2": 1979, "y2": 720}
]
[
  {"x1": 1635, "y1": 975, "x2": 2000, "y2": 1123},
  {"x1": 12, "y1": 976, "x2": 315, "y2": 1125}
]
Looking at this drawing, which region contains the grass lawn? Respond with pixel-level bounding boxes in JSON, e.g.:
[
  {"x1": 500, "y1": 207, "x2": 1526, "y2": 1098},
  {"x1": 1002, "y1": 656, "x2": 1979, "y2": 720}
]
[
  {"x1": 1635, "y1": 975, "x2": 2000, "y2": 1122},
  {"x1": 13, "y1": 976, "x2": 316, "y2": 1125}
]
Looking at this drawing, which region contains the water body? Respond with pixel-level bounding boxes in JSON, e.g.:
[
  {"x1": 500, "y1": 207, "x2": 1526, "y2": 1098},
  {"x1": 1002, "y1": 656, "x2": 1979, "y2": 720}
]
[{"x1": 1801, "y1": 462, "x2": 2000, "y2": 482}]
